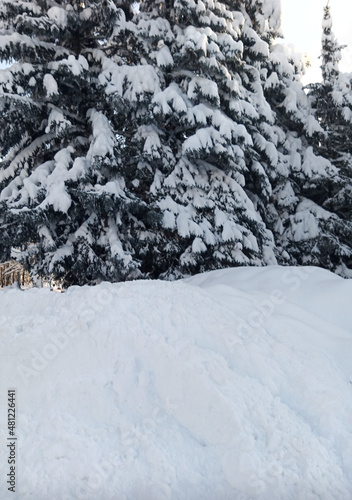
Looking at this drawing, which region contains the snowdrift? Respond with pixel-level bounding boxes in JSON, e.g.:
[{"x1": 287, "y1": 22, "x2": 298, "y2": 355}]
[{"x1": 1, "y1": 266, "x2": 352, "y2": 499}]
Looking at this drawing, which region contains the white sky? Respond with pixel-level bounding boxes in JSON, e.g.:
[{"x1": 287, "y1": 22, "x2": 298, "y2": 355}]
[{"x1": 281, "y1": 0, "x2": 352, "y2": 83}]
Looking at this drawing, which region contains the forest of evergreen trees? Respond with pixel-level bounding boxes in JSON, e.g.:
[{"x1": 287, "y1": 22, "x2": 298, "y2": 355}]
[{"x1": 0, "y1": 0, "x2": 351, "y2": 286}]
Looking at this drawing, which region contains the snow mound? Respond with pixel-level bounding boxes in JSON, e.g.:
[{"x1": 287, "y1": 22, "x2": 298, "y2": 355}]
[{"x1": 1, "y1": 266, "x2": 352, "y2": 499}]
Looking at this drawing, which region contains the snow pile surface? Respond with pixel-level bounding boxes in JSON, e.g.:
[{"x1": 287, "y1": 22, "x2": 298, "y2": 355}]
[{"x1": 1, "y1": 266, "x2": 352, "y2": 499}]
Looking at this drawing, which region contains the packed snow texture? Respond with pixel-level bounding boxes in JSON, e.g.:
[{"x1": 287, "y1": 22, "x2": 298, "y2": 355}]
[{"x1": 1, "y1": 266, "x2": 352, "y2": 499}]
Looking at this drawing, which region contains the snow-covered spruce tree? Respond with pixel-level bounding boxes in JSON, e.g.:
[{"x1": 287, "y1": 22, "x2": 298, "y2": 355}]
[
  {"x1": 235, "y1": 0, "x2": 352, "y2": 275},
  {"x1": 308, "y1": 2, "x2": 351, "y2": 166},
  {"x1": 0, "y1": 0, "x2": 160, "y2": 285},
  {"x1": 97, "y1": 0, "x2": 352, "y2": 278},
  {"x1": 99, "y1": 0, "x2": 295, "y2": 279},
  {"x1": 305, "y1": 2, "x2": 352, "y2": 274}
]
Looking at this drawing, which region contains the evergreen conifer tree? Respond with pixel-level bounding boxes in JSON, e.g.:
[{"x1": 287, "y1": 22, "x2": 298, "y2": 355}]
[
  {"x1": 100, "y1": 0, "x2": 294, "y2": 278},
  {"x1": 306, "y1": 2, "x2": 352, "y2": 275},
  {"x1": 0, "y1": 0, "x2": 284, "y2": 283},
  {"x1": 0, "y1": 0, "x2": 158, "y2": 285},
  {"x1": 308, "y1": 1, "x2": 349, "y2": 163}
]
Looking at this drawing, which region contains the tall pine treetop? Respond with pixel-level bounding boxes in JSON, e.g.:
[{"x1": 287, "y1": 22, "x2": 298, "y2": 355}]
[{"x1": 320, "y1": 1, "x2": 345, "y2": 86}]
